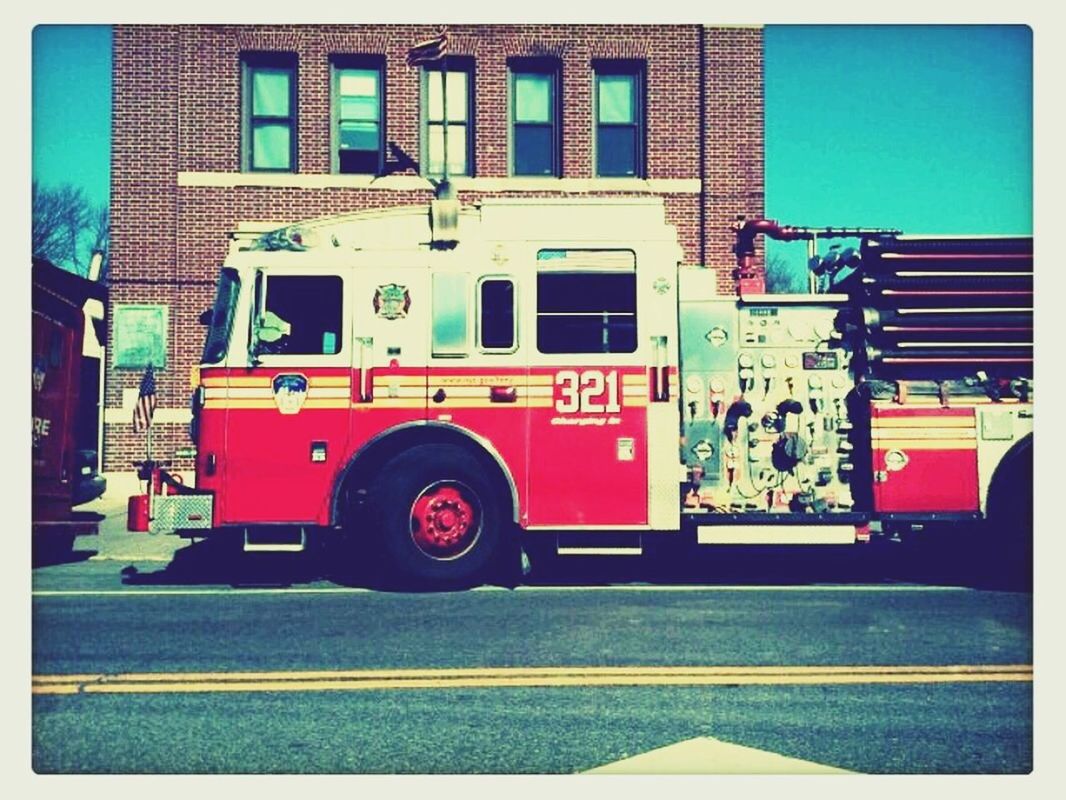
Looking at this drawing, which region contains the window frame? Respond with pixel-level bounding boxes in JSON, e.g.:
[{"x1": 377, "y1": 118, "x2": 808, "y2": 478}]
[
  {"x1": 421, "y1": 57, "x2": 475, "y2": 178},
  {"x1": 508, "y1": 57, "x2": 562, "y2": 177},
  {"x1": 251, "y1": 270, "x2": 350, "y2": 366},
  {"x1": 534, "y1": 249, "x2": 638, "y2": 356},
  {"x1": 476, "y1": 275, "x2": 518, "y2": 354},
  {"x1": 592, "y1": 59, "x2": 646, "y2": 178},
  {"x1": 331, "y1": 55, "x2": 386, "y2": 176},
  {"x1": 241, "y1": 52, "x2": 298, "y2": 173}
]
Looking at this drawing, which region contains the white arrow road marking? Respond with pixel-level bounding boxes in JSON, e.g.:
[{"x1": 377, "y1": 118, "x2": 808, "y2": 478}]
[{"x1": 585, "y1": 736, "x2": 855, "y2": 774}]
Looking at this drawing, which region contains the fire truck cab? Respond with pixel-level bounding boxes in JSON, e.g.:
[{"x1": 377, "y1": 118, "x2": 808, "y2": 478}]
[
  {"x1": 179, "y1": 197, "x2": 1033, "y2": 587},
  {"x1": 189, "y1": 198, "x2": 688, "y2": 581}
]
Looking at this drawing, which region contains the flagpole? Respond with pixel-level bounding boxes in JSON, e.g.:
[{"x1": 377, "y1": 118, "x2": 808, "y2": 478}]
[
  {"x1": 146, "y1": 420, "x2": 154, "y2": 525},
  {"x1": 441, "y1": 52, "x2": 449, "y2": 186}
]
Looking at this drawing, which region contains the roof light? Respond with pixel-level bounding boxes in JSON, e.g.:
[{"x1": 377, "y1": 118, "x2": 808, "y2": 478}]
[{"x1": 252, "y1": 225, "x2": 319, "y2": 252}]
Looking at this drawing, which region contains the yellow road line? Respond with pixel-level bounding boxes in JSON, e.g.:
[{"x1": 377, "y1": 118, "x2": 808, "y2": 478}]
[{"x1": 32, "y1": 664, "x2": 1032, "y2": 696}]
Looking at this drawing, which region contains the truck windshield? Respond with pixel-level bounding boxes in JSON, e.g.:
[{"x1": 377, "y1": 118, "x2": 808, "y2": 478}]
[{"x1": 201, "y1": 268, "x2": 240, "y2": 364}]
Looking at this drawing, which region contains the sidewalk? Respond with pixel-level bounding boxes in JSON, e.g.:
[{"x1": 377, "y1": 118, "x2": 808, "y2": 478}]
[{"x1": 73, "y1": 472, "x2": 190, "y2": 562}]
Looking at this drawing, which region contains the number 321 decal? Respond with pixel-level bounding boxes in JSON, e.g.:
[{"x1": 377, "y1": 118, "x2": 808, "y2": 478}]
[{"x1": 555, "y1": 370, "x2": 621, "y2": 414}]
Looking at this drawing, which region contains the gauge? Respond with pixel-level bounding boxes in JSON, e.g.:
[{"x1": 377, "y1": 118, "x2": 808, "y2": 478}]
[
  {"x1": 784, "y1": 354, "x2": 799, "y2": 368},
  {"x1": 831, "y1": 376, "x2": 847, "y2": 389},
  {"x1": 738, "y1": 353, "x2": 754, "y2": 369},
  {"x1": 709, "y1": 377, "x2": 726, "y2": 393},
  {"x1": 808, "y1": 376, "x2": 824, "y2": 389},
  {"x1": 685, "y1": 376, "x2": 704, "y2": 394},
  {"x1": 884, "y1": 450, "x2": 909, "y2": 472},
  {"x1": 706, "y1": 327, "x2": 729, "y2": 347},
  {"x1": 761, "y1": 354, "x2": 777, "y2": 369}
]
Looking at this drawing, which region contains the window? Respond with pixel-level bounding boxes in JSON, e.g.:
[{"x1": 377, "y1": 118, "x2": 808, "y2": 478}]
[
  {"x1": 333, "y1": 59, "x2": 384, "y2": 174},
  {"x1": 594, "y1": 61, "x2": 644, "y2": 177},
  {"x1": 478, "y1": 278, "x2": 516, "y2": 352},
  {"x1": 423, "y1": 59, "x2": 474, "y2": 177},
  {"x1": 242, "y1": 54, "x2": 297, "y2": 172},
  {"x1": 258, "y1": 275, "x2": 343, "y2": 356},
  {"x1": 432, "y1": 273, "x2": 470, "y2": 357},
  {"x1": 536, "y1": 250, "x2": 637, "y2": 354},
  {"x1": 510, "y1": 59, "x2": 561, "y2": 176}
]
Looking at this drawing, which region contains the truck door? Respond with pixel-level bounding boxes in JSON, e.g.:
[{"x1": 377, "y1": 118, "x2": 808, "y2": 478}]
[
  {"x1": 221, "y1": 268, "x2": 353, "y2": 525},
  {"x1": 525, "y1": 247, "x2": 674, "y2": 528}
]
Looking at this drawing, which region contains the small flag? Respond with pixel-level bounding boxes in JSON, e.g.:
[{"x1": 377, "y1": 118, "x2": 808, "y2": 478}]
[
  {"x1": 407, "y1": 30, "x2": 448, "y2": 67},
  {"x1": 133, "y1": 363, "x2": 157, "y2": 433}
]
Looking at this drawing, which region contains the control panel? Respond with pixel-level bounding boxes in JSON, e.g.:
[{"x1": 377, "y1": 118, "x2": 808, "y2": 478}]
[{"x1": 679, "y1": 297, "x2": 855, "y2": 514}]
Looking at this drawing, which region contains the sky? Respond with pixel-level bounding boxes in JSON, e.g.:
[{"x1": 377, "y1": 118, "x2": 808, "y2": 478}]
[
  {"x1": 29, "y1": 23, "x2": 1032, "y2": 273},
  {"x1": 32, "y1": 25, "x2": 112, "y2": 208}
]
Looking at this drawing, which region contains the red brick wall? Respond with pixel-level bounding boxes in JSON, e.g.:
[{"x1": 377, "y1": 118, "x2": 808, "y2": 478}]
[
  {"x1": 108, "y1": 24, "x2": 763, "y2": 469},
  {"x1": 703, "y1": 26, "x2": 766, "y2": 291}
]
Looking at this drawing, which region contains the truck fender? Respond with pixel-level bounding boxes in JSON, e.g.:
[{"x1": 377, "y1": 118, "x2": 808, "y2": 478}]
[{"x1": 330, "y1": 421, "x2": 521, "y2": 527}]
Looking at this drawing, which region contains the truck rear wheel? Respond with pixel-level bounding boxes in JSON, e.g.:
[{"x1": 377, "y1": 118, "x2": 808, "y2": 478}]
[
  {"x1": 367, "y1": 444, "x2": 506, "y2": 587},
  {"x1": 981, "y1": 435, "x2": 1033, "y2": 590}
]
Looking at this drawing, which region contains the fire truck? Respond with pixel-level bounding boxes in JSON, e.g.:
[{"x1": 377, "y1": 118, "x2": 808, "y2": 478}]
[
  {"x1": 33, "y1": 259, "x2": 108, "y2": 559},
  {"x1": 163, "y1": 197, "x2": 1033, "y2": 586}
]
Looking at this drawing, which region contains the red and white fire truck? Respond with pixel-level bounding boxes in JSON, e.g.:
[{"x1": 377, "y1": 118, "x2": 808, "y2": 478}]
[{"x1": 163, "y1": 197, "x2": 1033, "y2": 586}]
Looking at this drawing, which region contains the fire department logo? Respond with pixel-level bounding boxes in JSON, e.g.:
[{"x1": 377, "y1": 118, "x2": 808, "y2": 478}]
[
  {"x1": 373, "y1": 284, "x2": 411, "y2": 321},
  {"x1": 32, "y1": 356, "x2": 46, "y2": 393},
  {"x1": 272, "y1": 373, "x2": 309, "y2": 415}
]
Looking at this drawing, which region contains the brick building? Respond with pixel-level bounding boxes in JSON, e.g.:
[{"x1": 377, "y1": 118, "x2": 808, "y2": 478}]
[{"x1": 105, "y1": 24, "x2": 764, "y2": 471}]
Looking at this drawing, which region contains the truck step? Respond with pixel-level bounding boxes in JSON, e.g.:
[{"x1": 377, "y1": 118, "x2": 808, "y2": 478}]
[
  {"x1": 555, "y1": 532, "x2": 643, "y2": 557},
  {"x1": 696, "y1": 523, "x2": 862, "y2": 546},
  {"x1": 243, "y1": 527, "x2": 307, "y2": 553}
]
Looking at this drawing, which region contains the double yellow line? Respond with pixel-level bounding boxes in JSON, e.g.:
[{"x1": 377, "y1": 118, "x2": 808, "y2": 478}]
[{"x1": 32, "y1": 664, "x2": 1032, "y2": 696}]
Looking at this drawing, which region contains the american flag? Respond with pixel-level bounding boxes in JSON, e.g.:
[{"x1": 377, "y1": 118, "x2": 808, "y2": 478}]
[
  {"x1": 132, "y1": 363, "x2": 157, "y2": 433},
  {"x1": 406, "y1": 30, "x2": 448, "y2": 67}
]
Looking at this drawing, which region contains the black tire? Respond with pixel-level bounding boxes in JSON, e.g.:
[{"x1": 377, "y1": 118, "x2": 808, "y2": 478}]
[
  {"x1": 981, "y1": 435, "x2": 1033, "y2": 591},
  {"x1": 367, "y1": 444, "x2": 507, "y2": 587}
]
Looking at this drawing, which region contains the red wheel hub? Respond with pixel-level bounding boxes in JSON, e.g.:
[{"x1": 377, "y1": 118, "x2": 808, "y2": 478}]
[{"x1": 410, "y1": 482, "x2": 481, "y2": 559}]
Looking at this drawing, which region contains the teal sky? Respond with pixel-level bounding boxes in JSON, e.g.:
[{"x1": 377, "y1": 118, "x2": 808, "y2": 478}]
[
  {"x1": 30, "y1": 24, "x2": 1032, "y2": 267},
  {"x1": 764, "y1": 24, "x2": 1032, "y2": 272},
  {"x1": 32, "y1": 25, "x2": 112, "y2": 207}
]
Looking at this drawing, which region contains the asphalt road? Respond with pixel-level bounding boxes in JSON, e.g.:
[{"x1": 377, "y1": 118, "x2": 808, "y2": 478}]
[{"x1": 32, "y1": 552, "x2": 1033, "y2": 775}]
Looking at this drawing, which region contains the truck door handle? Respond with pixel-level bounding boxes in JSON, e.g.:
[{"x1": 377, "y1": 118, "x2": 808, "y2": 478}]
[
  {"x1": 651, "y1": 335, "x2": 670, "y2": 402},
  {"x1": 356, "y1": 337, "x2": 373, "y2": 403}
]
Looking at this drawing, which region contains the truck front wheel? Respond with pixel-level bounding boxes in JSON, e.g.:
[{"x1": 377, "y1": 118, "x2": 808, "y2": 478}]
[{"x1": 367, "y1": 444, "x2": 506, "y2": 587}]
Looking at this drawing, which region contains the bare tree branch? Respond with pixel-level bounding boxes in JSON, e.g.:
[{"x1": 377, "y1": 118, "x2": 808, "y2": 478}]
[
  {"x1": 32, "y1": 181, "x2": 103, "y2": 276},
  {"x1": 87, "y1": 204, "x2": 110, "y2": 280},
  {"x1": 765, "y1": 252, "x2": 808, "y2": 294}
]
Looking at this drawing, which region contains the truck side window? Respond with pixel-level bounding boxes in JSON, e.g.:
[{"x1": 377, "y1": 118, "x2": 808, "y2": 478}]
[
  {"x1": 478, "y1": 278, "x2": 516, "y2": 352},
  {"x1": 261, "y1": 275, "x2": 343, "y2": 355},
  {"x1": 535, "y1": 249, "x2": 637, "y2": 354},
  {"x1": 432, "y1": 272, "x2": 470, "y2": 357}
]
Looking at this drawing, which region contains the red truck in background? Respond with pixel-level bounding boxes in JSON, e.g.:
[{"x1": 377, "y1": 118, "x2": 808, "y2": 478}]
[{"x1": 32, "y1": 259, "x2": 107, "y2": 560}]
